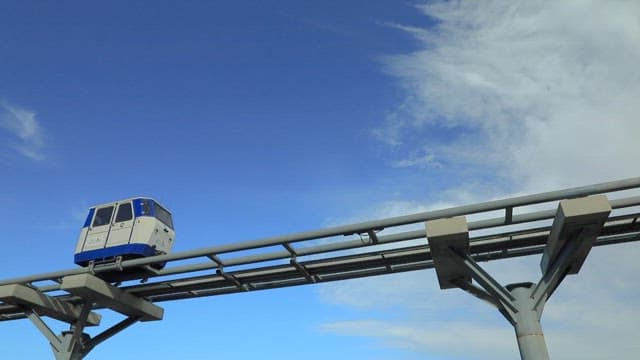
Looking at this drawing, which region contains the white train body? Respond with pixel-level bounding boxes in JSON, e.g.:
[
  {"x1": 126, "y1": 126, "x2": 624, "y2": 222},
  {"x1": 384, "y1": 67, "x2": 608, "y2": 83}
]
[{"x1": 74, "y1": 197, "x2": 175, "y2": 267}]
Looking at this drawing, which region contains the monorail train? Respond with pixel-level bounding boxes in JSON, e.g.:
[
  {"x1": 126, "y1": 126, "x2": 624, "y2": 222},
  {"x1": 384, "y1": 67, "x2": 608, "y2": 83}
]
[{"x1": 74, "y1": 197, "x2": 175, "y2": 268}]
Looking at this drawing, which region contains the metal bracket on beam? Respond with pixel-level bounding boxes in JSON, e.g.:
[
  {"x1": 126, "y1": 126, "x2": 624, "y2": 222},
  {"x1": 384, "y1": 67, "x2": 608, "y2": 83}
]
[
  {"x1": 290, "y1": 257, "x2": 316, "y2": 283},
  {"x1": 283, "y1": 243, "x2": 297, "y2": 256},
  {"x1": 216, "y1": 269, "x2": 249, "y2": 291},
  {"x1": 505, "y1": 206, "x2": 513, "y2": 225},
  {"x1": 426, "y1": 216, "x2": 471, "y2": 289},
  {"x1": 356, "y1": 230, "x2": 380, "y2": 245},
  {"x1": 115, "y1": 256, "x2": 124, "y2": 271},
  {"x1": 366, "y1": 230, "x2": 379, "y2": 244},
  {"x1": 207, "y1": 254, "x2": 224, "y2": 267},
  {"x1": 285, "y1": 243, "x2": 318, "y2": 282},
  {"x1": 380, "y1": 254, "x2": 393, "y2": 272}
]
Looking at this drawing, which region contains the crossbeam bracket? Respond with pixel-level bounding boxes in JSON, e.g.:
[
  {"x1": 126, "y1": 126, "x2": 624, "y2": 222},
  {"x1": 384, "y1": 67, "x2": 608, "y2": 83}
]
[
  {"x1": 540, "y1": 194, "x2": 611, "y2": 275},
  {"x1": 61, "y1": 274, "x2": 163, "y2": 322},
  {"x1": 0, "y1": 284, "x2": 101, "y2": 326},
  {"x1": 426, "y1": 216, "x2": 471, "y2": 289}
]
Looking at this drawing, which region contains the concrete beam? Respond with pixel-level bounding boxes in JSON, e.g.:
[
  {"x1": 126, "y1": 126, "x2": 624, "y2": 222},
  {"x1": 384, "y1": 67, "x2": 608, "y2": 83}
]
[
  {"x1": 0, "y1": 284, "x2": 101, "y2": 326},
  {"x1": 426, "y1": 216, "x2": 471, "y2": 289},
  {"x1": 61, "y1": 274, "x2": 163, "y2": 322},
  {"x1": 541, "y1": 195, "x2": 611, "y2": 275}
]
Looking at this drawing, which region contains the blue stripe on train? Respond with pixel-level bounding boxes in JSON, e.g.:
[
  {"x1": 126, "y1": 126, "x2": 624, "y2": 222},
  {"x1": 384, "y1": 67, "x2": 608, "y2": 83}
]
[
  {"x1": 74, "y1": 243, "x2": 156, "y2": 265},
  {"x1": 132, "y1": 198, "x2": 154, "y2": 218},
  {"x1": 82, "y1": 208, "x2": 95, "y2": 228}
]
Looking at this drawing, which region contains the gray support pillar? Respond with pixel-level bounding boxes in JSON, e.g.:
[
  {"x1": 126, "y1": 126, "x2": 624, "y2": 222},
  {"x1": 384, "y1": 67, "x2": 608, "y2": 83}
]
[
  {"x1": 508, "y1": 284, "x2": 549, "y2": 360},
  {"x1": 53, "y1": 331, "x2": 90, "y2": 360},
  {"x1": 426, "y1": 196, "x2": 611, "y2": 360},
  {"x1": 26, "y1": 310, "x2": 89, "y2": 360},
  {"x1": 448, "y1": 254, "x2": 553, "y2": 359},
  {"x1": 15, "y1": 274, "x2": 163, "y2": 360}
]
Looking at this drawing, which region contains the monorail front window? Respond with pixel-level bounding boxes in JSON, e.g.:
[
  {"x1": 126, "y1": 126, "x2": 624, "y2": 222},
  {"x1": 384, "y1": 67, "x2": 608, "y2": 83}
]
[
  {"x1": 154, "y1": 202, "x2": 174, "y2": 229},
  {"x1": 115, "y1": 202, "x2": 133, "y2": 223},
  {"x1": 132, "y1": 198, "x2": 174, "y2": 229},
  {"x1": 93, "y1": 206, "x2": 114, "y2": 227}
]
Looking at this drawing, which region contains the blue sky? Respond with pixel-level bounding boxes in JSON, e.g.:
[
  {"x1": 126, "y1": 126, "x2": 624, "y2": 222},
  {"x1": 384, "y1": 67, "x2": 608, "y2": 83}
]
[{"x1": 1, "y1": 1, "x2": 640, "y2": 359}]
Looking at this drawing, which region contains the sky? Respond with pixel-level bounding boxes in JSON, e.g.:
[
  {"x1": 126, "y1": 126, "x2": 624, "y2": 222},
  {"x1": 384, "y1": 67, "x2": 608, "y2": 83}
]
[{"x1": 1, "y1": 1, "x2": 639, "y2": 359}]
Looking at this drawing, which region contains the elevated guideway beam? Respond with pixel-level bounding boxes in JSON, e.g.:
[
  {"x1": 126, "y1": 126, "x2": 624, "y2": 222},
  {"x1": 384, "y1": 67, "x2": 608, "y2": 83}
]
[{"x1": 0, "y1": 177, "x2": 639, "y2": 359}]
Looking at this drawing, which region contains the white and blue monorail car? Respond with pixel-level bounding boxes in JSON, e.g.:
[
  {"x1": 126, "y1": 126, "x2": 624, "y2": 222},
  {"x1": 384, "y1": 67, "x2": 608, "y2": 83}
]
[{"x1": 74, "y1": 197, "x2": 175, "y2": 268}]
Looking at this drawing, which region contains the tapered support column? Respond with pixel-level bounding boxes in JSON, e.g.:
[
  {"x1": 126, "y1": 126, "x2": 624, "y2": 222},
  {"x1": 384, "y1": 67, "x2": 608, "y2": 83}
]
[
  {"x1": 448, "y1": 252, "x2": 552, "y2": 359},
  {"x1": 426, "y1": 195, "x2": 611, "y2": 360},
  {"x1": 12, "y1": 274, "x2": 163, "y2": 360},
  {"x1": 509, "y1": 284, "x2": 549, "y2": 360}
]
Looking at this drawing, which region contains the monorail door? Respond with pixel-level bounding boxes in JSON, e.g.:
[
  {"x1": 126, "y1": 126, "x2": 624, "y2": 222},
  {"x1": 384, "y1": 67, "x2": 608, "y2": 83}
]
[
  {"x1": 106, "y1": 201, "x2": 135, "y2": 247},
  {"x1": 83, "y1": 205, "x2": 115, "y2": 251}
]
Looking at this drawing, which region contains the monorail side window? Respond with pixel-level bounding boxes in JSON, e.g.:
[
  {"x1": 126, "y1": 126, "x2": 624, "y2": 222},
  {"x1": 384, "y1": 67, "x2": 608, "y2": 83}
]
[
  {"x1": 115, "y1": 202, "x2": 133, "y2": 223},
  {"x1": 154, "y1": 202, "x2": 174, "y2": 229},
  {"x1": 93, "y1": 206, "x2": 114, "y2": 227}
]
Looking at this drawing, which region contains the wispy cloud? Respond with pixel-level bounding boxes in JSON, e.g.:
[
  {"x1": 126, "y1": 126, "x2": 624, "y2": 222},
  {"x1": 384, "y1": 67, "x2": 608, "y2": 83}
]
[
  {"x1": 323, "y1": 1, "x2": 640, "y2": 359},
  {"x1": 390, "y1": 146, "x2": 439, "y2": 168},
  {"x1": 0, "y1": 102, "x2": 46, "y2": 161},
  {"x1": 321, "y1": 319, "x2": 516, "y2": 359},
  {"x1": 375, "y1": 0, "x2": 640, "y2": 192}
]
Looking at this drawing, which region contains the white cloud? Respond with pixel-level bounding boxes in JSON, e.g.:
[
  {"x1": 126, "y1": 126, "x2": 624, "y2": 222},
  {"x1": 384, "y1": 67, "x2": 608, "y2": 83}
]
[
  {"x1": 375, "y1": 0, "x2": 640, "y2": 192},
  {"x1": 321, "y1": 319, "x2": 516, "y2": 359},
  {"x1": 391, "y1": 146, "x2": 439, "y2": 168},
  {"x1": 0, "y1": 102, "x2": 46, "y2": 161},
  {"x1": 320, "y1": 1, "x2": 640, "y2": 359}
]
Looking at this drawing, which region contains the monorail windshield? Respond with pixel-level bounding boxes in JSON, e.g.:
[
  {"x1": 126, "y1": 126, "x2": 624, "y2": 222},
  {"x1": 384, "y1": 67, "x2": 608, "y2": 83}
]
[
  {"x1": 135, "y1": 199, "x2": 174, "y2": 229},
  {"x1": 154, "y1": 203, "x2": 173, "y2": 229}
]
